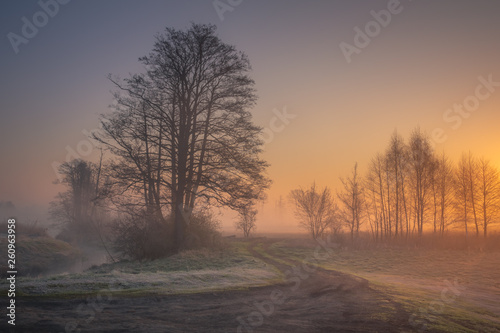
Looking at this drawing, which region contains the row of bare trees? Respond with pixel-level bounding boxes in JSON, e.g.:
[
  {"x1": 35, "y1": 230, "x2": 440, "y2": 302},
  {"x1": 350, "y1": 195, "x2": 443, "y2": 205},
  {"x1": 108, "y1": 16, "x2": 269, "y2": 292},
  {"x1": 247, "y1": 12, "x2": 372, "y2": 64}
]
[
  {"x1": 365, "y1": 128, "x2": 500, "y2": 240},
  {"x1": 291, "y1": 128, "x2": 500, "y2": 241}
]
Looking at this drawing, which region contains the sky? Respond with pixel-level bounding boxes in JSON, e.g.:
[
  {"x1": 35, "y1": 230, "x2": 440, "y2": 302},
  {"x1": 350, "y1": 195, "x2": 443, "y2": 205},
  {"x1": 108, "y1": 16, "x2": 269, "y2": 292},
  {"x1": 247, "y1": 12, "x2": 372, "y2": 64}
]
[{"x1": 1, "y1": 0, "x2": 500, "y2": 232}]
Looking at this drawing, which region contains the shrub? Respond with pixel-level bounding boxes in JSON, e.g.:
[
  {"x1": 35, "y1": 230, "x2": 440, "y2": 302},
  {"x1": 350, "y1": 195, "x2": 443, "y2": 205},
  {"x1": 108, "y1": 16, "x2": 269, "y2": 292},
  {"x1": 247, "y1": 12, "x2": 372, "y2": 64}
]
[
  {"x1": 185, "y1": 209, "x2": 223, "y2": 250},
  {"x1": 112, "y1": 209, "x2": 224, "y2": 260},
  {"x1": 112, "y1": 212, "x2": 174, "y2": 260}
]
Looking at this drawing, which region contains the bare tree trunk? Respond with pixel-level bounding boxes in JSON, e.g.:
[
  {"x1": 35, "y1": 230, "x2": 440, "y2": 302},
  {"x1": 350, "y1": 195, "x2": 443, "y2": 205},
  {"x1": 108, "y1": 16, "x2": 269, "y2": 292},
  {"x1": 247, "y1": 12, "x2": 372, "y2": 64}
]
[{"x1": 467, "y1": 153, "x2": 479, "y2": 236}]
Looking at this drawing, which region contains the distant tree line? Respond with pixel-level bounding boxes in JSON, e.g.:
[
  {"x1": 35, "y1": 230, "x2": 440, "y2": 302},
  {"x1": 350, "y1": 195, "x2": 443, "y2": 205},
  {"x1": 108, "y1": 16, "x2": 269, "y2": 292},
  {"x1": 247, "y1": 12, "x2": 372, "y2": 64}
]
[
  {"x1": 364, "y1": 128, "x2": 499, "y2": 240},
  {"x1": 291, "y1": 127, "x2": 500, "y2": 241}
]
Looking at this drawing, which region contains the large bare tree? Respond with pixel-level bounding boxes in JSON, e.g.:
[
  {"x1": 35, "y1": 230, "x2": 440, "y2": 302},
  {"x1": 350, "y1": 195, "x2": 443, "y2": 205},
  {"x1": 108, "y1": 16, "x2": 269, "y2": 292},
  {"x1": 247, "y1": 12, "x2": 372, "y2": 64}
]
[{"x1": 96, "y1": 24, "x2": 270, "y2": 251}]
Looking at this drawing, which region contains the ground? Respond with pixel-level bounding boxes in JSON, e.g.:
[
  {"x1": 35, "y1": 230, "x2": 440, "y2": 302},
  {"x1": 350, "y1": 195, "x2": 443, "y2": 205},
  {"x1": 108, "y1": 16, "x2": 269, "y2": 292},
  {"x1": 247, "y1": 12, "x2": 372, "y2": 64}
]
[{"x1": 1, "y1": 237, "x2": 499, "y2": 332}]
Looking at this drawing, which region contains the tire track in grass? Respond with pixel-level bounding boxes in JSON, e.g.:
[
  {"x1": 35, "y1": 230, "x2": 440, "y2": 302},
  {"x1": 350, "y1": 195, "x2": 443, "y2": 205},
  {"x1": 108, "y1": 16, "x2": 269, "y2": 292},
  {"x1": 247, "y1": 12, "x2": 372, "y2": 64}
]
[{"x1": 245, "y1": 238, "x2": 412, "y2": 332}]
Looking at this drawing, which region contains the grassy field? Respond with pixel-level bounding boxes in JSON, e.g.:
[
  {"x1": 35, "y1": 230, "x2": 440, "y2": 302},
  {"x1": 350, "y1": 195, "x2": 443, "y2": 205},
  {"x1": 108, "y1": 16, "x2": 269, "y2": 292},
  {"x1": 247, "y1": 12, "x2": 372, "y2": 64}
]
[
  {"x1": 3, "y1": 239, "x2": 281, "y2": 297},
  {"x1": 2, "y1": 235, "x2": 499, "y2": 331},
  {"x1": 268, "y1": 238, "x2": 500, "y2": 332}
]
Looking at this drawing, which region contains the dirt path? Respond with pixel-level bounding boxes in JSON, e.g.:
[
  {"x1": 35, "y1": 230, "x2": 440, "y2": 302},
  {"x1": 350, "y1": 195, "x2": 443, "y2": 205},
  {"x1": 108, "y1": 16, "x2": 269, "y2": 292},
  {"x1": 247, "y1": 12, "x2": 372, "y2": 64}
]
[{"x1": 4, "y1": 239, "x2": 415, "y2": 333}]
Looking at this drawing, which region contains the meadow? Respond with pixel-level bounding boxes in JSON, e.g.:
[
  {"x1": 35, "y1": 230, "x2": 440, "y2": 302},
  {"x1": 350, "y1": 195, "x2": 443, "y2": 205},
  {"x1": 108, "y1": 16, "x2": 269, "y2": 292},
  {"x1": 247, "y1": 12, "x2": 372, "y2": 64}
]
[{"x1": 1, "y1": 234, "x2": 499, "y2": 332}]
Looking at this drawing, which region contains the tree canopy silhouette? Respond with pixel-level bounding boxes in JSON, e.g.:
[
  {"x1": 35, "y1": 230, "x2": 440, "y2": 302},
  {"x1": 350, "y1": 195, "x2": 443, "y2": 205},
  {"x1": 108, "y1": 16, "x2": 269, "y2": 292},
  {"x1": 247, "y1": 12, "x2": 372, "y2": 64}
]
[{"x1": 95, "y1": 23, "x2": 270, "y2": 252}]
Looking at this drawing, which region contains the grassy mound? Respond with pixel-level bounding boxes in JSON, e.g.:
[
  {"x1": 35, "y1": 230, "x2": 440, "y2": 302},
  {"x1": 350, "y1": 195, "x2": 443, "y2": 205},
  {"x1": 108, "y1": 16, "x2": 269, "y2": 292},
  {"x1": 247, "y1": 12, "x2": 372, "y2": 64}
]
[
  {"x1": 0, "y1": 236, "x2": 81, "y2": 277},
  {"x1": 4, "y1": 240, "x2": 281, "y2": 296}
]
